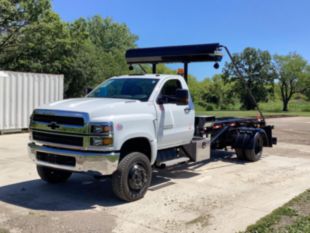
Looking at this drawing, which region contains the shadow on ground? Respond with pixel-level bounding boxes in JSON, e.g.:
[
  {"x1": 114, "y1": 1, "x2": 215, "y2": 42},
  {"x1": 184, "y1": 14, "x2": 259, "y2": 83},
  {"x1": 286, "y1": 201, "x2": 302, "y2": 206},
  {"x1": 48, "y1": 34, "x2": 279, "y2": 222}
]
[{"x1": 0, "y1": 150, "x2": 246, "y2": 211}]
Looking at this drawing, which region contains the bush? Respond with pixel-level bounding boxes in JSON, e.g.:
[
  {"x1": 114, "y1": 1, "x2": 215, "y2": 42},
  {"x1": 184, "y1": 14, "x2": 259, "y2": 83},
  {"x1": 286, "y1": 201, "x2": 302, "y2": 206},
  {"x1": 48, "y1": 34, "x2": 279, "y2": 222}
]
[
  {"x1": 301, "y1": 106, "x2": 310, "y2": 112},
  {"x1": 293, "y1": 93, "x2": 308, "y2": 101},
  {"x1": 205, "y1": 104, "x2": 215, "y2": 111}
]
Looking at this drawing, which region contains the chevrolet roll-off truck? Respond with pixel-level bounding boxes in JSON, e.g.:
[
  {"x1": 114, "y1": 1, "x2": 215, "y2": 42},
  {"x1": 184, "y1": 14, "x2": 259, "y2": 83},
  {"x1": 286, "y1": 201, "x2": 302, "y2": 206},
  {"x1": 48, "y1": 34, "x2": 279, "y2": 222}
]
[{"x1": 28, "y1": 43, "x2": 277, "y2": 201}]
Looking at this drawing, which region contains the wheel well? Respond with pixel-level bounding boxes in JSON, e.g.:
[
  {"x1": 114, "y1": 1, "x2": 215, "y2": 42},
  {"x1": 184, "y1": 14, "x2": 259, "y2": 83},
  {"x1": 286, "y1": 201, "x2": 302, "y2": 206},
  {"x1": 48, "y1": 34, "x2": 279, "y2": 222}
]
[{"x1": 120, "y1": 137, "x2": 151, "y2": 161}]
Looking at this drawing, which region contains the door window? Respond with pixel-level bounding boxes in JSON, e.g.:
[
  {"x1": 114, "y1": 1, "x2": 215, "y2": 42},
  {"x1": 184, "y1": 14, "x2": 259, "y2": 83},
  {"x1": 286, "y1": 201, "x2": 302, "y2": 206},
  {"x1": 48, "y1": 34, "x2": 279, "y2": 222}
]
[{"x1": 159, "y1": 79, "x2": 182, "y2": 104}]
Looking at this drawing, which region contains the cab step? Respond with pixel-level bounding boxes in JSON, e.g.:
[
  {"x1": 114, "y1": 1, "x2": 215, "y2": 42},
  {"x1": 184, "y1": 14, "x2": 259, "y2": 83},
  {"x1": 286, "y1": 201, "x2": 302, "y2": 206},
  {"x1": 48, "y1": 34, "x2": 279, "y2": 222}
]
[{"x1": 156, "y1": 157, "x2": 190, "y2": 169}]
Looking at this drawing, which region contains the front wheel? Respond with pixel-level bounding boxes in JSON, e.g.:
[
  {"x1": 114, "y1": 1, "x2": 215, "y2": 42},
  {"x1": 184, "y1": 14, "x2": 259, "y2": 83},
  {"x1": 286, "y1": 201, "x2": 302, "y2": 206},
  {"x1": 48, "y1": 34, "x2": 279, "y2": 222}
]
[
  {"x1": 37, "y1": 165, "x2": 72, "y2": 183},
  {"x1": 112, "y1": 152, "x2": 152, "y2": 202}
]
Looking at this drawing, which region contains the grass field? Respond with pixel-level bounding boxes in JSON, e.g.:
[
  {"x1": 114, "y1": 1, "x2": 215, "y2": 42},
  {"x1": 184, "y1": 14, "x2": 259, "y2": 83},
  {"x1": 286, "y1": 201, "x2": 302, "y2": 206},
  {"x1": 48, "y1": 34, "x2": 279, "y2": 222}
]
[
  {"x1": 196, "y1": 99, "x2": 310, "y2": 118},
  {"x1": 259, "y1": 100, "x2": 310, "y2": 112},
  {"x1": 242, "y1": 190, "x2": 310, "y2": 233},
  {"x1": 196, "y1": 110, "x2": 310, "y2": 118}
]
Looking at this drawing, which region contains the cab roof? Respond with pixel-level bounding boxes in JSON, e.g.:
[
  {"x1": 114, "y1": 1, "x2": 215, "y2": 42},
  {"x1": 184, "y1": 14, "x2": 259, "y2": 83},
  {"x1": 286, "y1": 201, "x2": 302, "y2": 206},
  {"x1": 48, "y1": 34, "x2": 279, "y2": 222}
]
[{"x1": 112, "y1": 74, "x2": 176, "y2": 80}]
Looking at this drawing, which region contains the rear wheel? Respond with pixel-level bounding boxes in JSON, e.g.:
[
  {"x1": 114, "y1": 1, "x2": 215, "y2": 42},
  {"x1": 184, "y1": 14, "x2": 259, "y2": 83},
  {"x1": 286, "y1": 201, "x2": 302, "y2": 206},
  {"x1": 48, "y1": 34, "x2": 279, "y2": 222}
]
[
  {"x1": 112, "y1": 152, "x2": 151, "y2": 202},
  {"x1": 244, "y1": 133, "x2": 264, "y2": 162},
  {"x1": 235, "y1": 148, "x2": 246, "y2": 160},
  {"x1": 37, "y1": 165, "x2": 72, "y2": 183}
]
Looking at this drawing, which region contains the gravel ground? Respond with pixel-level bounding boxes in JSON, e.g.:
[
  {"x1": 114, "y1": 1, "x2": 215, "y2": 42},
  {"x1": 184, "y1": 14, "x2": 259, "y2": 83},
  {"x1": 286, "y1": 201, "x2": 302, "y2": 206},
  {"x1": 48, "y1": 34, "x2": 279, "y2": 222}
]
[{"x1": 0, "y1": 117, "x2": 310, "y2": 233}]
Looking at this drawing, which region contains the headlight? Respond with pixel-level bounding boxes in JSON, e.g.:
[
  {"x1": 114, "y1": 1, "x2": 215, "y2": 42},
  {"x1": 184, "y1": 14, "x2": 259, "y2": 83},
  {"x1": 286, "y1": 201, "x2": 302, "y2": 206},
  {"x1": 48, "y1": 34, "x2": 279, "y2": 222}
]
[
  {"x1": 90, "y1": 123, "x2": 113, "y2": 135},
  {"x1": 90, "y1": 122, "x2": 113, "y2": 147}
]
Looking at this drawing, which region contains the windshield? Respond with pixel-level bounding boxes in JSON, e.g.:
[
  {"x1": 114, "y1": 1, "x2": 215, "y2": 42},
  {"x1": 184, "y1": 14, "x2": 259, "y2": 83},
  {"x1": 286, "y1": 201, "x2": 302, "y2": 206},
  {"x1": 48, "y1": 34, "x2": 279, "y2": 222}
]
[{"x1": 87, "y1": 78, "x2": 159, "y2": 101}]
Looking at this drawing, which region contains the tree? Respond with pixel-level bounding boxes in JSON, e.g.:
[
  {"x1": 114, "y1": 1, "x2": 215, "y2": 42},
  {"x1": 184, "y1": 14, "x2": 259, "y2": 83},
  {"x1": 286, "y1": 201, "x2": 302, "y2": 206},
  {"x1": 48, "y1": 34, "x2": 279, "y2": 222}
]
[
  {"x1": 194, "y1": 75, "x2": 237, "y2": 111},
  {"x1": 64, "y1": 16, "x2": 138, "y2": 97},
  {"x1": 0, "y1": 0, "x2": 51, "y2": 53},
  {"x1": 301, "y1": 66, "x2": 310, "y2": 101},
  {"x1": 0, "y1": 1, "x2": 138, "y2": 97},
  {"x1": 0, "y1": 0, "x2": 73, "y2": 73},
  {"x1": 274, "y1": 54, "x2": 308, "y2": 111},
  {"x1": 223, "y1": 48, "x2": 276, "y2": 110},
  {"x1": 208, "y1": 74, "x2": 236, "y2": 109},
  {"x1": 188, "y1": 75, "x2": 204, "y2": 105}
]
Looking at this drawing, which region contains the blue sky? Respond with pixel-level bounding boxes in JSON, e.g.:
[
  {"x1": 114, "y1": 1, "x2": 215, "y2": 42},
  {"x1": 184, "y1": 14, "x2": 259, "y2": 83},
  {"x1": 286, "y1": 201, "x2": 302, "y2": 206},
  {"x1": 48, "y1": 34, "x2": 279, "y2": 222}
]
[{"x1": 52, "y1": 0, "x2": 310, "y2": 80}]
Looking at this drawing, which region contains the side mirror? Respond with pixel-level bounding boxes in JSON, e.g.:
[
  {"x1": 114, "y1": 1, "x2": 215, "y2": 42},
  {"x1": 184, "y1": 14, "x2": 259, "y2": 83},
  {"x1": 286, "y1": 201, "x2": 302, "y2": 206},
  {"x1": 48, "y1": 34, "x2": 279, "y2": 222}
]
[{"x1": 176, "y1": 89, "x2": 189, "y2": 105}]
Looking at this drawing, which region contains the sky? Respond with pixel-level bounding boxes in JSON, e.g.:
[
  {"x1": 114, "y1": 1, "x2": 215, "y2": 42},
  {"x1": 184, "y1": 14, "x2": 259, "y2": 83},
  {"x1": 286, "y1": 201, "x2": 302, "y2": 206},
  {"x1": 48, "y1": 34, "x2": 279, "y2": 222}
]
[{"x1": 52, "y1": 0, "x2": 310, "y2": 80}]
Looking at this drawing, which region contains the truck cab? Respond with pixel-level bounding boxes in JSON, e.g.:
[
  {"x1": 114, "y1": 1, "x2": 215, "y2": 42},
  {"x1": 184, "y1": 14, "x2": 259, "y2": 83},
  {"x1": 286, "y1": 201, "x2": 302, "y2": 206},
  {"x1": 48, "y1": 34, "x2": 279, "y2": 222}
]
[{"x1": 29, "y1": 74, "x2": 196, "y2": 201}]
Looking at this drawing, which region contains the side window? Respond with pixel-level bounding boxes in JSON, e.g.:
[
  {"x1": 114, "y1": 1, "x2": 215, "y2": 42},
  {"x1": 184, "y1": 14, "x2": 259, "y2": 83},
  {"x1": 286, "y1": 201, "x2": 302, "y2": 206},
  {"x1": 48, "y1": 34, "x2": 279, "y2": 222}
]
[{"x1": 159, "y1": 79, "x2": 182, "y2": 103}]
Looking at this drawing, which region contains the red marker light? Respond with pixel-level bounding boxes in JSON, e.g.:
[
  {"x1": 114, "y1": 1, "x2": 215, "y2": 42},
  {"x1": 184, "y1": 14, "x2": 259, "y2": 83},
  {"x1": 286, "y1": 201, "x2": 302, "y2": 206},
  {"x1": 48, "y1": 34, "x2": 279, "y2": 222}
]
[{"x1": 213, "y1": 124, "x2": 222, "y2": 129}]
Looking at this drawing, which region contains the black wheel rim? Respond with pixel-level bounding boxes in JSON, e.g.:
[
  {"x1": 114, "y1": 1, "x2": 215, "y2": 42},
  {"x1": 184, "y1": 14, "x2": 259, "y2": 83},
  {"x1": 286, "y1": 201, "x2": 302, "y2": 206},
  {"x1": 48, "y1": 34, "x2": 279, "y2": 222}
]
[{"x1": 128, "y1": 163, "x2": 148, "y2": 191}]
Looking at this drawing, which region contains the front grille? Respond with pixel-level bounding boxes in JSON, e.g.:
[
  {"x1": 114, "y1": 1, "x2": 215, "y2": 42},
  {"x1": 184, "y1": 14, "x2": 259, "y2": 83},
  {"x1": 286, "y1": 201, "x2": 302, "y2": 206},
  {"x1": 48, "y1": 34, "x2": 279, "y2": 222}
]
[
  {"x1": 36, "y1": 152, "x2": 76, "y2": 166},
  {"x1": 33, "y1": 114, "x2": 84, "y2": 126},
  {"x1": 33, "y1": 131, "x2": 83, "y2": 147}
]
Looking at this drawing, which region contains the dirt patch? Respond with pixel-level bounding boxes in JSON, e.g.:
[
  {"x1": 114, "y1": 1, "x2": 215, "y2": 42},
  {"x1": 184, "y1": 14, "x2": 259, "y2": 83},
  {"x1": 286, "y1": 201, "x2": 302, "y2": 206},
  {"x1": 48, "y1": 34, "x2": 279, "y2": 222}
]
[
  {"x1": 186, "y1": 214, "x2": 209, "y2": 228},
  {"x1": 272, "y1": 215, "x2": 297, "y2": 232},
  {"x1": 1, "y1": 118, "x2": 310, "y2": 233},
  {"x1": 268, "y1": 117, "x2": 310, "y2": 146},
  {"x1": 3, "y1": 211, "x2": 116, "y2": 233},
  {"x1": 244, "y1": 190, "x2": 310, "y2": 233},
  {"x1": 0, "y1": 228, "x2": 9, "y2": 233},
  {"x1": 291, "y1": 190, "x2": 310, "y2": 217}
]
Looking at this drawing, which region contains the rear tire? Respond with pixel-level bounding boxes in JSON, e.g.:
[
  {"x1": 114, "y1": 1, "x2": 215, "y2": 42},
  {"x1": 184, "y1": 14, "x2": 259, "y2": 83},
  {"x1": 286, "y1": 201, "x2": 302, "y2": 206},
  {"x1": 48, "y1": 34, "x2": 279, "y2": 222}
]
[
  {"x1": 112, "y1": 152, "x2": 152, "y2": 202},
  {"x1": 235, "y1": 148, "x2": 246, "y2": 160},
  {"x1": 244, "y1": 133, "x2": 264, "y2": 162},
  {"x1": 37, "y1": 165, "x2": 72, "y2": 183}
]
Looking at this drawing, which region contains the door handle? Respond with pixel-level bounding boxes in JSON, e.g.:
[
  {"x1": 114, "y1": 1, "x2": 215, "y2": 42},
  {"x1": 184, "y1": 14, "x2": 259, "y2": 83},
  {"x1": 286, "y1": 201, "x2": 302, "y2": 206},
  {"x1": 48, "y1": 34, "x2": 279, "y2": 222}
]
[{"x1": 184, "y1": 107, "x2": 191, "y2": 113}]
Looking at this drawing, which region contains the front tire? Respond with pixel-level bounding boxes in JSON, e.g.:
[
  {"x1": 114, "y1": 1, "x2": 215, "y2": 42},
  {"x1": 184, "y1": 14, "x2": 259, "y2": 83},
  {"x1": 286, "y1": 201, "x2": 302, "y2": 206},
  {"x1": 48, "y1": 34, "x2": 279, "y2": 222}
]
[
  {"x1": 37, "y1": 165, "x2": 72, "y2": 183},
  {"x1": 112, "y1": 152, "x2": 152, "y2": 202}
]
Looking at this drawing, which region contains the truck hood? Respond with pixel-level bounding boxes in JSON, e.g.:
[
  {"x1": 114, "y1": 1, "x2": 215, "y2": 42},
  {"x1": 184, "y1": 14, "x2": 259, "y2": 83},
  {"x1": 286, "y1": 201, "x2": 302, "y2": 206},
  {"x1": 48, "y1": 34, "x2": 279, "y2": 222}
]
[{"x1": 38, "y1": 98, "x2": 155, "y2": 120}]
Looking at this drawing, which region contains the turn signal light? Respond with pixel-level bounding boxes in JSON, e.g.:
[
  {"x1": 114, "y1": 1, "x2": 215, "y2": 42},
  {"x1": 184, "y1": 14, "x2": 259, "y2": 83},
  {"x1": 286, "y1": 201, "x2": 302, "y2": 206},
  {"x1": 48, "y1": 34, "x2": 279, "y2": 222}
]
[{"x1": 102, "y1": 137, "x2": 113, "y2": 145}]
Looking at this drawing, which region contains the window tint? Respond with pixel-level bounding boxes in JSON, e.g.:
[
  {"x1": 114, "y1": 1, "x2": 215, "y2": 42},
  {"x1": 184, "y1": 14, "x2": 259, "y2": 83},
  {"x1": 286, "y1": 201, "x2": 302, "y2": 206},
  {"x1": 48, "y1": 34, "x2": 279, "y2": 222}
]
[
  {"x1": 88, "y1": 78, "x2": 158, "y2": 101},
  {"x1": 161, "y1": 80, "x2": 181, "y2": 96},
  {"x1": 159, "y1": 79, "x2": 182, "y2": 103}
]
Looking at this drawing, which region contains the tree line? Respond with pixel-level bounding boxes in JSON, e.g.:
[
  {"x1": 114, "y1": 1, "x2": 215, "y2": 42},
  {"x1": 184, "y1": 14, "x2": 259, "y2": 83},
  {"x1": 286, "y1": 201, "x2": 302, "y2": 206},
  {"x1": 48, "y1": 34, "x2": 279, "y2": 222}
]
[
  {"x1": 192, "y1": 48, "x2": 310, "y2": 112},
  {"x1": 1, "y1": 0, "x2": 309, "y2": 112},
  {"x1": 0, "y1": 0, "x2": 137, "y2": 97}
]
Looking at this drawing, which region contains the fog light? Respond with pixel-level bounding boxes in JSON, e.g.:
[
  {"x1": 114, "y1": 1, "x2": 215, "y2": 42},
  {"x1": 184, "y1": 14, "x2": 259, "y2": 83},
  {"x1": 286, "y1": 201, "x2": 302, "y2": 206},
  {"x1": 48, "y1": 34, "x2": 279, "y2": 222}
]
[
  {"x1": 91, "y1": 137, "x2": 113, "y2": 146},
  {"x1": 92, "y1": 137, "x2": 104, "y2": 146}
]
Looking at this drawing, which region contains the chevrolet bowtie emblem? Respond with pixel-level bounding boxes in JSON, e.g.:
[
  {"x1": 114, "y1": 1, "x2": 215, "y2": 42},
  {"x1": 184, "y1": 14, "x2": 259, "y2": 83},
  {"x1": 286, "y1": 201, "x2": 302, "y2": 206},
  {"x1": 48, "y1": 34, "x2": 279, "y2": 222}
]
[{"x1": 47, "y1": 122, "x2": 60, "y2": 130}]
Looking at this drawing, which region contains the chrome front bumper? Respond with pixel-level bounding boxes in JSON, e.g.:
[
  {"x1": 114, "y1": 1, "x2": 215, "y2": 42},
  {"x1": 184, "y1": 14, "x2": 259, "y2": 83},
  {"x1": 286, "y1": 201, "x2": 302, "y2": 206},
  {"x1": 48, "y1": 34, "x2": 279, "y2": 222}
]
[{"x1": 28, "y1": 143, "x2": 120, "y2": 175}]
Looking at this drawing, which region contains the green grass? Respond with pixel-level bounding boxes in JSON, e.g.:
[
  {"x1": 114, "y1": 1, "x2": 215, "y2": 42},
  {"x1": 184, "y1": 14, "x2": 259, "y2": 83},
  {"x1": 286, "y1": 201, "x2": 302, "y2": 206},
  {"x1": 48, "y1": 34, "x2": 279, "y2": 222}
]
[
  {"x1": 196, "y1": 99, "x2": 310, "y2": 118},
  {"x1": 196, "y1": 110, "x2": 310, "y2": 118},
  {"x1": 242, "y1": 190, "x2": 310, "y2": 233},
  {"x1": 259, "y1": 100, "x2": 310, "y2": 112}
]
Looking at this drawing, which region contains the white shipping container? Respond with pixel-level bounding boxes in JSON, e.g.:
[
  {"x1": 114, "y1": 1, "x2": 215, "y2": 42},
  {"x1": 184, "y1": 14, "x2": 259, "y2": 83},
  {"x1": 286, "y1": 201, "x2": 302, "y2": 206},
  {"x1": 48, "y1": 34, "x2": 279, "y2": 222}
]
[{"x1": 0, "y1": 71, "x2": 64, "y2": 133}]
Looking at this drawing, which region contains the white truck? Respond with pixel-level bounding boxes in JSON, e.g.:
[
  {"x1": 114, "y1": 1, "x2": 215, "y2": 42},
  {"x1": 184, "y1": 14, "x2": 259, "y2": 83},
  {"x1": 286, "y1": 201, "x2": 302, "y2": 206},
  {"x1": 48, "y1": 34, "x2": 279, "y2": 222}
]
[{"x1": 28, "y1": 43, "x2": 276, "y2": 201}]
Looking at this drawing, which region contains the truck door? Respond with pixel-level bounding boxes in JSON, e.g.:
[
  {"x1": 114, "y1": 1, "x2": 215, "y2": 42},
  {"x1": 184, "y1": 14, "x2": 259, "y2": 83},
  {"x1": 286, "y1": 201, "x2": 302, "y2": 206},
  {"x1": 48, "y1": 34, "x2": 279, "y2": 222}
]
[{"x1": 156, "y1": 79, "x2": 195, "y2": 149}]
